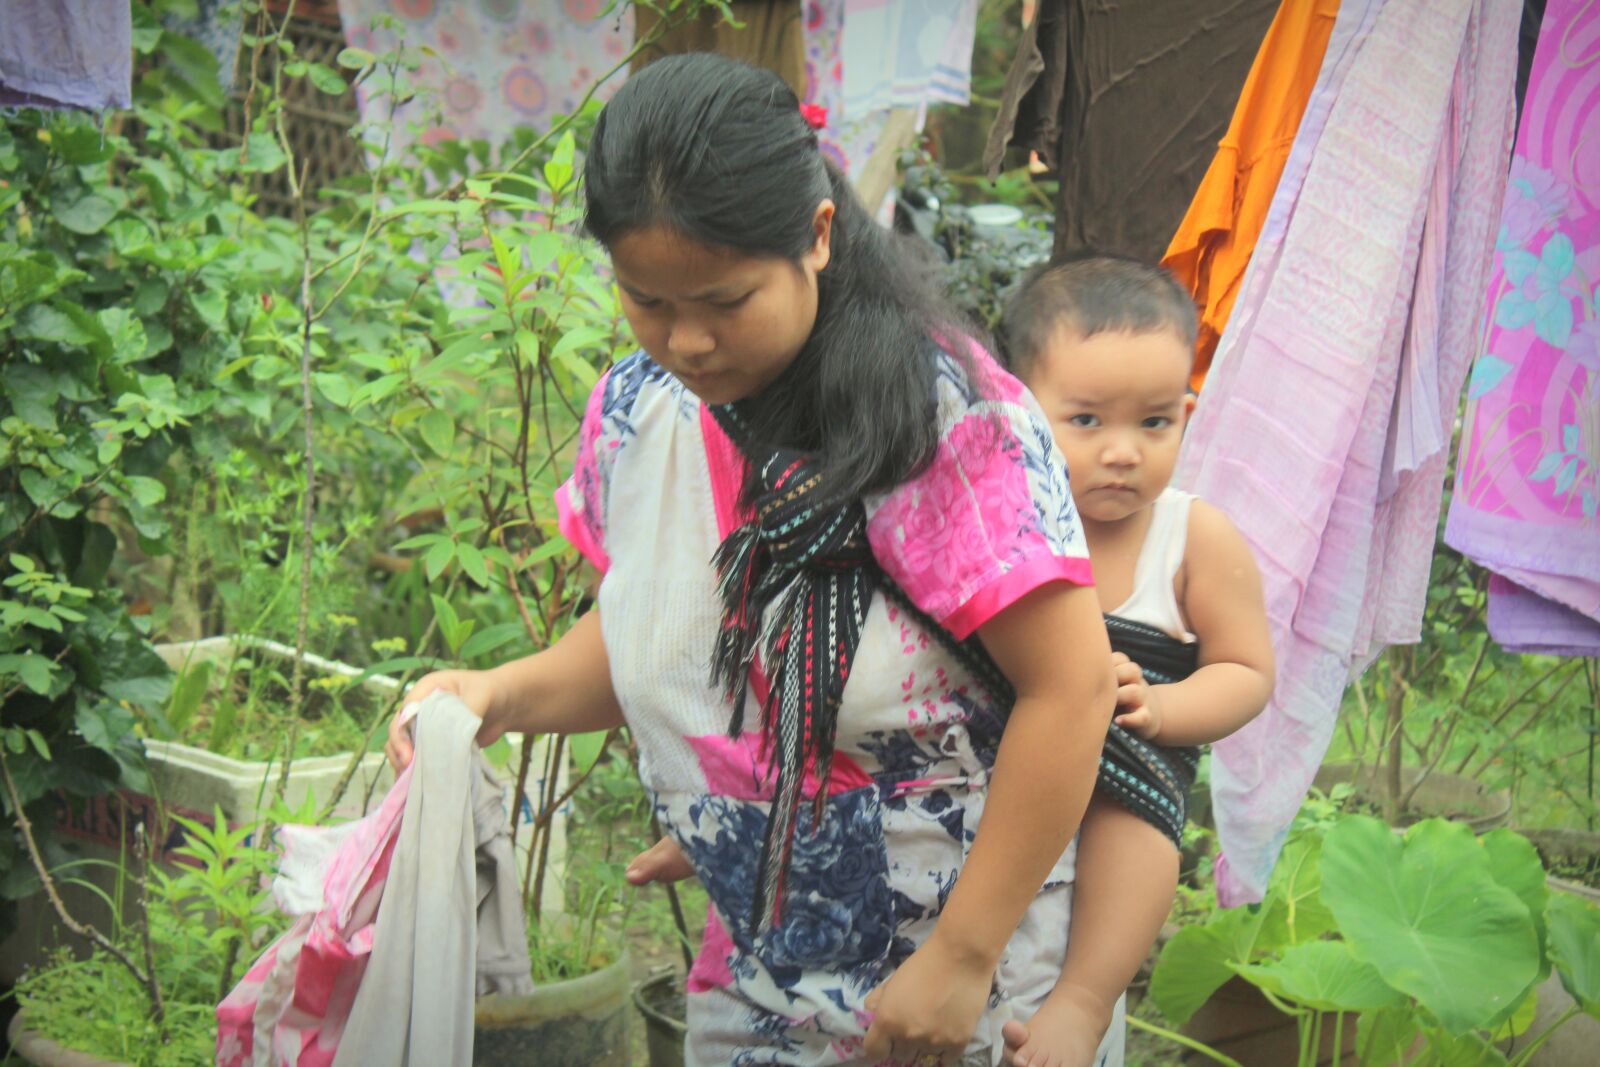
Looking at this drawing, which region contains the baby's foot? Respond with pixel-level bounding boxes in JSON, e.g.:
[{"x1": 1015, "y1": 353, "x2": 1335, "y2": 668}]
[
  {"x1": 625, "y1": 835, "x2": 696, "y2": 886},
  {"x1": 1000, "y1": 984, "x2": 1113, "y2": 1067}
]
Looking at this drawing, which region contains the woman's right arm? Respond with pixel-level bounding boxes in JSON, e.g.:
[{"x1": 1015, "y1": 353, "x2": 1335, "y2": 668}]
[{"x1": 384, "y1": 609, "x2": 623, "y2": 770}]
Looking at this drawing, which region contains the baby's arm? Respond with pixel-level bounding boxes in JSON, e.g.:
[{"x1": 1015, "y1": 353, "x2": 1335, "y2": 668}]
[{"x1": 1142, "y1": 499, "x2": 1274, "y2": 748}]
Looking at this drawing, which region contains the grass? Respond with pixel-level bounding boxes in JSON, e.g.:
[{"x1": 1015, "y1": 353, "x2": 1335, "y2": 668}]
[{"x1": 160, "y1": 647, "x2": 383, "y2": 762}]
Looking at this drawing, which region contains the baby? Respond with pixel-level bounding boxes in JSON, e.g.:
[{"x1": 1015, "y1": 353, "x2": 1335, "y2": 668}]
[
  {"x1": 997, "y1": 254, "x2": 1274, "y2": 1066},
  {"x1": 625, "y1": 253, "x2": 1274, "y2": 1067}
]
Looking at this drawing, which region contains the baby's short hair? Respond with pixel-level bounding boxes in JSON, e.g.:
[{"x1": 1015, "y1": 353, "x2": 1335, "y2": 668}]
[{"x1": 1000, "y1": 252, "x2": 1198, "y2": 377}]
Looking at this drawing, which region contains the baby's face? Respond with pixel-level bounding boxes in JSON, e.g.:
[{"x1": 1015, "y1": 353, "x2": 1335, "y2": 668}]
[{"x1": 1025, "y1": 325, "x2": 1195, "y2": 526}]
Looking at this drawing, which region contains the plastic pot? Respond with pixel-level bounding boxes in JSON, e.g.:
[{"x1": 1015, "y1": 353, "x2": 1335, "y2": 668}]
[
  {"x1": 1520, "y1": 827, "x2": 1600, "y2": 905},
  {"x1": 634, "y1": 969, "x2": 688, "y2": 1067},
  {"x1": 473, "y1": 953, "x2": 632, "y2": 1066},
  {"x1": 5, "y1": 1012, "x2": 131, "y2": 1067},
  {"x1": 1179, "y1": 976, "x2": 1359, "y2": 1066}
]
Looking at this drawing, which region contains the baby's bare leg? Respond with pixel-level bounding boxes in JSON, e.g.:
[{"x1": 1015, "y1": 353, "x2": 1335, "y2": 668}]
[{"x1": 1002, "y1": 794, "x2": 1179, "y2": 1067}]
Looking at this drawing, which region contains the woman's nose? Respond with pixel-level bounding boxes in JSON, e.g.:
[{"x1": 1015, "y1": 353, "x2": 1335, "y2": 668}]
[{"x1": 667, "y1": 320, "x2": 714, "y2": 359}]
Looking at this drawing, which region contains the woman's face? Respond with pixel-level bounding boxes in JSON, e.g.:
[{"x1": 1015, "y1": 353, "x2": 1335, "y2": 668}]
[{"x1": 609, "y1": 205, "x2": 833, "y2": 406}]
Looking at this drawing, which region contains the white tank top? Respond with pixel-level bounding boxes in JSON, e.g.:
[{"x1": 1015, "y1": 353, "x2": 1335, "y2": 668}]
[{"x1": 1109, "y1": 488, "x2": 1196, "y2": 644}]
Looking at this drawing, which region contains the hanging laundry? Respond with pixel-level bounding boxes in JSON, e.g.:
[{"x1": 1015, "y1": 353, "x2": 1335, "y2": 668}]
[
  {"x1": 1161, "y1": 0, "x2": 1342, "y2": 392},
  {"x1": 0, "y1": 0, "x2": 131, "y2": 112},
  {"x1": 983, "y1": 0, "x2": 1278, "y2": 265},
  {"x1": 1445, "y1": 0, "x2": 1600, "y2": 656},
  {"x1": 804, "y1": 0, "x2": 890, "y2": 181},
  {"x1": 1352, "y1": 0, "x2": 1526, "y2": 669},
  {"x1": 336, "y1": 0, "x2": 633, "y2": 159},
  {"x1": 840, "y1": 0, "x2": 979, "y2": 115},
  {"x1": 1202, "y1": 0, "x2": 1383, "y2": 370},
  {"x1": 1516, "y1": 0, "x2": 1550, "y2": 121},
  {"x1": 1176, "y1": 0, "x2": 1520, "y2": 906},
  {"x1": 633, "y1": 1, "x2": 806, "y2": 98},
  {"x1": 802, "y1": 0, "x2": 850, "y2": 171},
  {"x1": 800, "y1": 0, "x2": 962, "y2": 217},
  {"x1": 217, "y1": 692, "x2": 533, "y2": 1067}
]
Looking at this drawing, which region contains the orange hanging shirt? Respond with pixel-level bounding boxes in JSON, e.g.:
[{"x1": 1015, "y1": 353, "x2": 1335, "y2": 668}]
[{"x1": 1162, "y1": 0, "x2": 1341, "y2": 391}]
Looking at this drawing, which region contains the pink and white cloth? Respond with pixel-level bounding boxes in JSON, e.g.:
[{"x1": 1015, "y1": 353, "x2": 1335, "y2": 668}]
[
  {"x1": 1176, "y1": 0, "x2": 1521, "y2": 904},
  {"x1": 1445, "y1": 0, "x2": 1600, "y2": 656},
  {"x1": 216, "y1": 693, "x2": 532, "y2": 1067}
]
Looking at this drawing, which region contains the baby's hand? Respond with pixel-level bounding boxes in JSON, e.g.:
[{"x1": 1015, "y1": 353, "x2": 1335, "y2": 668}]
[
  {"x1": 1110, "y1": 652, "x2": 1162, "y2": 741},
  {"x1": 625, "y1": 836, "x2": 696, "y2": 886}
]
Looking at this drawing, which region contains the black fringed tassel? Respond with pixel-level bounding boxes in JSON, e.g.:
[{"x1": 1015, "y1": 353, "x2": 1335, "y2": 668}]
[
  {"x1": 704, "y1": 429, "x2": 877, "y2": 935},
  {"x1": 709, "y1": 521, "x2": 764, "y2": 735}
]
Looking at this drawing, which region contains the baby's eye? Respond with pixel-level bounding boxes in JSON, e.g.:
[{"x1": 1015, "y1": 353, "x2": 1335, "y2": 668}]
[
  {"x1": 1066, "y1": 414, "x2": 1098, "y2": 428},
  {"x1": 1143, "y1": 416, "x2": 1173, "y2": 430}
]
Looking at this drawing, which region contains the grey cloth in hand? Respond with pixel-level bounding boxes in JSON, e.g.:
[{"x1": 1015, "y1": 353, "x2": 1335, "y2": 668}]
[{"x1": 333, "y1": 691, "x2": 534, "y2": 1067}]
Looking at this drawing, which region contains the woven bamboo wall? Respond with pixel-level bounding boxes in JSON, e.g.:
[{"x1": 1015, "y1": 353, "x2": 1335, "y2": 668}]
[{"x1": 218, "y1": 15, "x2": 365, "y2": 217}]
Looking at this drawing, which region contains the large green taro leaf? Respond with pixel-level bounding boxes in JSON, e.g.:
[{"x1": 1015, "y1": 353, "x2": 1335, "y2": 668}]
[
  {"x1": 1260, "y1": 833, "x2": 1338, "y2": 948},
  {"x1": 1415, "y1": 1028, "x2": 1509, "y2": 1067},
  {"x1": 1357, "y1": 1007, "x2": 1420, "y2": 1066},
  {"x1": 1149, "y1": 905, "x2": 1270, "y2": 1026},
  {"x1": 1480, "y1": 829, "x2": 1550, "y2": 956},
  {"x1": 1320, "y1": 817, "x2": 1539, "y2": 1034},
  {"x1": 1231, "y1": 940, "x2": 1404, "y2": 1014},
  {"x1": 1547, "y1": 891, "x2": 1600, "y2": 1016}
]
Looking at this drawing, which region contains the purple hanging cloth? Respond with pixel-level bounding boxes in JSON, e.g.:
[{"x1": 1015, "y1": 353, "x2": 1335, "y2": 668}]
[
  {"x1": 1176, "y1": 0, "x2": 1520, "y2": 905},
  {"x1": 0, "y1": 0, "x2": 132, "y2": 111}
]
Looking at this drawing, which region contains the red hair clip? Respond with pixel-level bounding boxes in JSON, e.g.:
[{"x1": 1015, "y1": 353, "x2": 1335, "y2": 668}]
[{"x1": 799, "y1": 103, "x2": 828, "y2": 130}]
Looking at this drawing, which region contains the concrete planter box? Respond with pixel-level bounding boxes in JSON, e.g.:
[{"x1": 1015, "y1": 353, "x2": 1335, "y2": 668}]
[
  {"x1": 145, "y1": 635, "x2": 402, "y2": 823},
  {"x1": 147, "y1": 638, "x2": 567, "y2": 881},
  {"x1": 1, "y1": 637, "x2": 567, "y2": 983},
  {"x1": 1521, "y1": 829, "x2": 1600, "y2": 1066}
]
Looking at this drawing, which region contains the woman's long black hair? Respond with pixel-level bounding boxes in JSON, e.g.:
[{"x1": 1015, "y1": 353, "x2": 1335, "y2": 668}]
[{"x1": 584, "y1": 53, "x2": 972, "y2": 503}]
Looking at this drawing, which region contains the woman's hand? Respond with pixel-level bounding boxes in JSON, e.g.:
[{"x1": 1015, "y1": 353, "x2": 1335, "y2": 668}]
[
  {"x1": 384, "y1": 668, "x2": 506, "y2": 771},
  {"x1": 382, "y1": 612, "x2": 627, "y2": 772},
  {"x1": 862, "y1": 933, "x2": 992, "y2": 1065}
]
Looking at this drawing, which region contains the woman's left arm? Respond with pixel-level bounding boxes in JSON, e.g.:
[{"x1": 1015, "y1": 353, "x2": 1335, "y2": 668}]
[{"x1": 863, "y1": 579, "x2": 1115, "y2": 1061}]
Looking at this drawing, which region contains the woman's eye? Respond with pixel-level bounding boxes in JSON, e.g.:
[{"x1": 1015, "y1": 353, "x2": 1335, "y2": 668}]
[{"x1": 711, "y1": 293, "x2": 752, "y2": 311}]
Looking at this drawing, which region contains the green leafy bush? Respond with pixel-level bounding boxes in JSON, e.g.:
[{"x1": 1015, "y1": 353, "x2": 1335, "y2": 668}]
[
  {"x1": 0, "y1": 13, "x2": 270, "y2": 928},
  {"x1": 1332, "y1": 540, "x2": 1597, "y2": 830}
]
